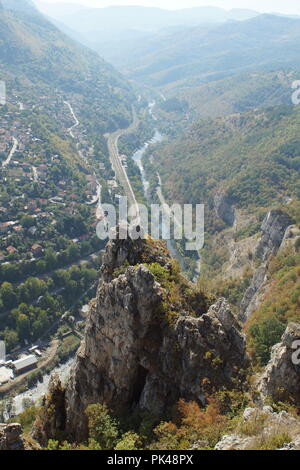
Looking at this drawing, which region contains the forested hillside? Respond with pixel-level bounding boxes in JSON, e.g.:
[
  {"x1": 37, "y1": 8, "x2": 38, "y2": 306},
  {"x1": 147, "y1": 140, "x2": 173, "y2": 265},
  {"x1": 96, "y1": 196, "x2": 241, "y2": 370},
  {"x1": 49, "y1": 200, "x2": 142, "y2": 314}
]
[
  {"x1": 111, "y1": 15, "x2": 300, "y2": 89},
  {"x1": 148, "y1": 105, "x2": 300, "y2": 219},
  {"x1": 0, "y1": 0, "x2": 134, "y2": 133},
  {"x1": 0, "y1": 0, "x2": 136, "y2": 353}
]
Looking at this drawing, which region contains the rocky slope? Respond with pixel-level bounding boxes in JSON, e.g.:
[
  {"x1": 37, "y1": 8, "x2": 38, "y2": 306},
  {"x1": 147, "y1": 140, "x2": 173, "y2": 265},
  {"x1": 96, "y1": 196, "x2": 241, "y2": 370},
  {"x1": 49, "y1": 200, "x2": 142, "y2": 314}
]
[
  {"x1": 215, "y1": 406, "x2": 300, "y2": 450},
  {"x1": 0, "y1": 423, "x2": 25, "y2": 450},
  {"x1": 65, "y1": 236, "x2": 248, "y2": 441},
  {"x1": 31, "y1": 231, "x2": 300, "y2": 448},
  {"x1": 239, "y1": 209, "x2": 294, "y2": 322},
  {"x1": 34, "y1": 234, "x2": 249, "y2": 443},
  {"x1": 257, "y1": 323, "x2": 300, "y2": 406}
]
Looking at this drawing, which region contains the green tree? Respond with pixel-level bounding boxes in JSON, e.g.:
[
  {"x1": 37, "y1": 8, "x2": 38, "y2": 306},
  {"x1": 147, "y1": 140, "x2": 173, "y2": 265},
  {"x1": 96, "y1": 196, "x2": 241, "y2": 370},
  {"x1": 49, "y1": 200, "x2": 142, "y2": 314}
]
[
  {"x1": 0, "y1": 282, "x2": 16, "y2": 309},
  {"x1": 115, "y1": 432, "x2": 142, "y2": 450},
  {"x1": 249, "y1": 316, "x2": 286, "y2": 365},
  {"x1": 16, "y1": 313, "x2": 31, "y2": 340},
  {"x1": 20, "y1": 216, "x2": 36, "y2": 229},
  {"x1": 1, "y1": 329, "x2": 19, "y2": 351},
  {"x1": 85, "y1": 404, "x2": 119, "y2": 450}
]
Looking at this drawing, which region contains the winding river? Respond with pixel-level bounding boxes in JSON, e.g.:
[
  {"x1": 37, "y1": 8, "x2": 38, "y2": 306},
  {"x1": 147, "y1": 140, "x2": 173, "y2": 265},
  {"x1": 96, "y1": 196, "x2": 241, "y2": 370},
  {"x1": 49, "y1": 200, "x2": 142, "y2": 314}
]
[
  {"x1": 133, "y1": 100, "x2": 201, "y2": 279},
  {"x1": 132, "y1": 129, "x2": 189, "y2": 272}
]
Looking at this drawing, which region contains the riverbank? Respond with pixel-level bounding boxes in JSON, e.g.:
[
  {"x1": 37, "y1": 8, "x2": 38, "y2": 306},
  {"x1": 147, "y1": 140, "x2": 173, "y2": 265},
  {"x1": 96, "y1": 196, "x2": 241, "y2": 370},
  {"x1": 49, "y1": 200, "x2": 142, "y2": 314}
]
[
  {"x1": 137, "y1": 102, "x2": 201, "y2": 280},
  {"x1": 132, "y1": 128, "x2": 191, "y2": 274}
]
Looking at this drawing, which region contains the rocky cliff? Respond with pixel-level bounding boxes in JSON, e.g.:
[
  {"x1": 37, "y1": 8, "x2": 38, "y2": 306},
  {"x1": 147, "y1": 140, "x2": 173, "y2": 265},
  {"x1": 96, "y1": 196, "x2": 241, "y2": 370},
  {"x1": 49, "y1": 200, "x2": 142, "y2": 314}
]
[
  {"x1": 257, "y1": 322, "x2": 300, "y2": 406},
  {"x1": 239, "y1": 209, "x2": 294, "y2": 322},
  {"x1": 38, "y1": 234, "x2": 248, "y2": 442},
  {"x1": 214, "y1": 191, "x2": 235, "y2": 227},
  {"x1": 215, "y1": 406, "x2": 300, "y2": 450},
  {"x1": 0, "y1": 423, "x2": 25, "y2": 450},
  {"x1": 255, "y1": 210, "x2": 293, "y2": 261},
  {"x1": 239, "y1": 263, "x2": 268, "y2": 323}
]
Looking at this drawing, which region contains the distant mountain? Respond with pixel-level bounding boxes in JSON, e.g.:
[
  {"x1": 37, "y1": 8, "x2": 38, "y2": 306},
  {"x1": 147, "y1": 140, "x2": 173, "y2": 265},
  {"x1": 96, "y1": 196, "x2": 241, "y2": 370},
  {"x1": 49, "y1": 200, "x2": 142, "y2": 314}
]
[
  {"x1": 0, "y1": 0, "x2": 134, "y2": 131},
  {"x1": 34, "y1": 1, "x2": 86, "y2": 18},
  {"x1": 34, "y1": 3, "x2": 259, "y2": 35},
  {"x1": 108, "y1": 14, "x2": 300, "y2": 88},
  {"x1": 1, "y1": 0, "x2": 37, "y2": 13}
]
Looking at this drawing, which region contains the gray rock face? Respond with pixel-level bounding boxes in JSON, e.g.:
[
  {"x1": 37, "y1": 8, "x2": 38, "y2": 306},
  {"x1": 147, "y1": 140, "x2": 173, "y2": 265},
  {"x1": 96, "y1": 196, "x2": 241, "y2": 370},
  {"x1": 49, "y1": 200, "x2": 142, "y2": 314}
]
[
  {"x1": 239, "y1": 263, "x2": 267, "y2": 323},
  {"x1": 32, "y1": 374, "x2": 66, "y2": 446},
  {"x1": 280, "y1": 437, "x2": 300, "y2": 450},
  {"x1": 239, "y1": 210, "x2": 293, "y2": 322},
  {"x1": 257, "y1": 323, "x2": 300, "y2": 406},
  {"x1": 0, "y1": 423, "x2": 24, "y2": 450},
  {"x1": 215, "y1": 433, "x2": 253, "y2": 450},
  {"x1": 101, "y1": 232, "x2": 146, "y2": 282},
  {"x1": 214, "y1": 191, "x2": 235, "y2": 226},
  {"x1": 215, "y1": 406, "x2": 300, "y2": 450},
  {"x1": 255, "y1": 210, "x2": 293, "y2": 261},
  {"x1": 65, "y1": 264, "x2": 164, "y2": 440},
  {"x1": 64, "y1": 238, "x2": 248, "y2": 441}
]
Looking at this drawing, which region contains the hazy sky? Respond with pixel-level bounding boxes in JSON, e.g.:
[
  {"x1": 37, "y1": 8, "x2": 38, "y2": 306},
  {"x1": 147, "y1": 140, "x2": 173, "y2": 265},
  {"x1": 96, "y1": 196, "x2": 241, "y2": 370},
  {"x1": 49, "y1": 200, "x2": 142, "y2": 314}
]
[{"x1": 40, "y1": 0, "x2": 300, "y2": 15}]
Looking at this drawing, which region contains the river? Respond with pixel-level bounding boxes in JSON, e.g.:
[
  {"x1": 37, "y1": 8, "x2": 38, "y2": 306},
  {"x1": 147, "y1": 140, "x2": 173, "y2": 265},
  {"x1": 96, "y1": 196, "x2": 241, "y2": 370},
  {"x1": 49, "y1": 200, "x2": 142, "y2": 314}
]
[
  {"x1": 133, "y1": 100, "x2": 201, "y2": 279},
  {"x1": 132, "y1": 129, "x2": 188, "y2": 272}
]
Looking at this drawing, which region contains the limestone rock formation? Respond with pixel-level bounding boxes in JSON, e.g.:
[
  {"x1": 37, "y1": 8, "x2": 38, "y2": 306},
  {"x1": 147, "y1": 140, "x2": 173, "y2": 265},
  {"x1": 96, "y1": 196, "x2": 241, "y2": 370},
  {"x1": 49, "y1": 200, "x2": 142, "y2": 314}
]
[
  {"x1": 279, "y1": 437, "x2": 300, "y2": 450},
  {"x1": 255, "y1": 209, "x2": 293, "y2": 261},
  {"x1": 257, "y1": 323, "x2": 300, "y2": 406},
  {"x1": 215, "y1": 433, "x2": 253, "y2": 450},
  {"x1": 214, "y1": 191, "x2": 235, "y2": 226},
  {"x1": 0, "y1": 423, "x2": 25, "y2": 450},
  {"x1": 239, "y1": 263, "x2": 267, "y2": 323},
  {"x1": 62, "y1": 236, "x2": 248, "y2": 441},
  {"x1": 32, "y1": 374, "x2": 66, "y2": 446},
  {"x1": 239, "y1": 209, "x2": 294, "y2": 322},
  {"x1": 215, "y1": 406, "x2": 300, "y2": 450}
]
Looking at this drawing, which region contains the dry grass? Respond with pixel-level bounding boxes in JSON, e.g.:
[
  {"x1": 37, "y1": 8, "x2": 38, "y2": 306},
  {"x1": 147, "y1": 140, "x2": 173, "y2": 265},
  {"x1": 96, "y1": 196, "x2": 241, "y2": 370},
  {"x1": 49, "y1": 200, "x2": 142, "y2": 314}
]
[
  {"x1": 237, "y1": 411, "x2": 269, "y2": 437},
  {"x1": 246, "y1": 430, "x2": 292, "y2": 450}
]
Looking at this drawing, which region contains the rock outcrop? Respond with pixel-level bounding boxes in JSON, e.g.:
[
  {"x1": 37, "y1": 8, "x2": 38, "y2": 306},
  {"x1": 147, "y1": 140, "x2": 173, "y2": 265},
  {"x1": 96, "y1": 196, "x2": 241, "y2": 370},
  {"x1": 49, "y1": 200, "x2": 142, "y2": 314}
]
[
  {"x1": 32, "y1": 374, "x2": 66, "y2": 446},
  {"x1": 255, "y1": 209, "x2": 293, "y2": 261},
  {"x1": 257, "y1": 323, "x2": 300, "y2": 406},
  {"x1": 239, "y1": 209, "x2": 294, "y2": 322},
  {"x1": 239, "y1": 263, "x2": 267, "y2": 323},
  {"x1": 0, "y1": 423, "x2": 25, "y2": 450},
  {"x1": 279, "y1": 437, "x2": 300, "y2": 450},
  {"x1": 215, "y1": 406, "x2": 300, "y2": 450},
  {"x1": 214, "y1": 191, "x2": 235, "y2": 226},
  {"x1": 61, "y1": 236, "x2": 249, "y2": 442}
]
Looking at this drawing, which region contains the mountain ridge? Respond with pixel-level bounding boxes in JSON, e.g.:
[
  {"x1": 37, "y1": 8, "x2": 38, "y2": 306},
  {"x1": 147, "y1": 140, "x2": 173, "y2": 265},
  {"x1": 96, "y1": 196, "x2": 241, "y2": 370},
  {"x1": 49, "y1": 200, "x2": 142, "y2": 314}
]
[
  {"x1": 112, "y1": 14, "x2": 300, "y2": 88},
  {"x1": 0, "y1": 0, "x2": 134, "y2": 132}
]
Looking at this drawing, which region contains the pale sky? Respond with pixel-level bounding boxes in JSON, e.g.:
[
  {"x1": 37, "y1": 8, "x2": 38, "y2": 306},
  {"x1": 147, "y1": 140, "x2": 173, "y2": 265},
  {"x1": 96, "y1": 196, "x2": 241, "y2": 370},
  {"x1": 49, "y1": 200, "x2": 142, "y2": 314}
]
[{"x1": 38, "y1": 0, "x2": 300, "y2": 15}]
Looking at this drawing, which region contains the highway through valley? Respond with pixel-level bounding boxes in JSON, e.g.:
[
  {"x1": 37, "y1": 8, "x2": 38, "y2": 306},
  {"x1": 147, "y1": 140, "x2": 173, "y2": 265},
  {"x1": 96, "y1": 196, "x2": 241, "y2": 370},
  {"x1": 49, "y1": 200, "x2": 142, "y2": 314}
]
[{"x1": 106, "y1": 110, "x2": 140, "y2": 218}]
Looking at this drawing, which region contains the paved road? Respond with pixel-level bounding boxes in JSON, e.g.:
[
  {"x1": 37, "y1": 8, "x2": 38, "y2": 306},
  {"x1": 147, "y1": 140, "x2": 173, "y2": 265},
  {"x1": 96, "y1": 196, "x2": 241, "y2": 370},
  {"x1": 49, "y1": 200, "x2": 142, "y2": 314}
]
[
  {"x1": 2, "y1": 136, "x2": 18, "y2": 168},
  {"x1": 106, "y1": 110, "x2": 140, "y2": 218},
  {"x1": 64, "y1": 100, "x2": 79, "y2": 139}
]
